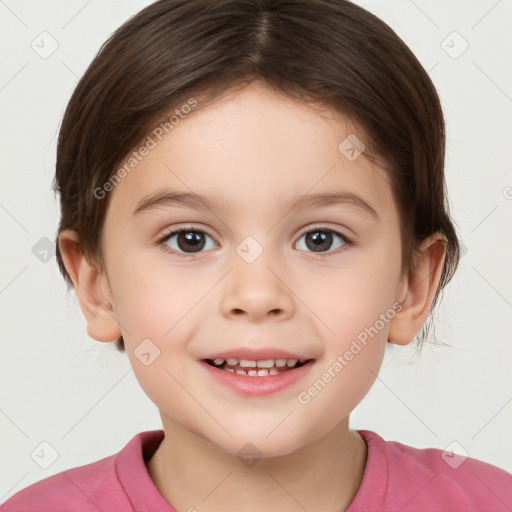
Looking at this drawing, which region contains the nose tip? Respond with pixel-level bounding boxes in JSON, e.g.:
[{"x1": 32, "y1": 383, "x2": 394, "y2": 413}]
[{"x1": 221, "y1": 258, "x2": 295, "y2": 321}]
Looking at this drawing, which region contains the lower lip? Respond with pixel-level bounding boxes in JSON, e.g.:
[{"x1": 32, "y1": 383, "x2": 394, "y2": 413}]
[{"x1": 199, "y1": 360, "x2": 315, "y2": 396}]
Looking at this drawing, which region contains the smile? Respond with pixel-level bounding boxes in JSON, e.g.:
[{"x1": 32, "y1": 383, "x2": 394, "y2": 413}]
[
  {"x1": 200, "y1": 357, "x2": 315, "y2": 396},
  {"x1": 204, "y1": 357, "x2": 310, "y2": 376}
]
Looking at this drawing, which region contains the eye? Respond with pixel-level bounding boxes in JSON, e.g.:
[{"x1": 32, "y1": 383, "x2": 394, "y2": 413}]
[
  {"x1": 157, "y1": 225, "x2": 353, "y2": 257},
  {"x1": 294, "y1": 227, "x2": 352, "y2": 255},
  {"x1": 159, "y1": 227, "x2": 218, "y2": 255}
]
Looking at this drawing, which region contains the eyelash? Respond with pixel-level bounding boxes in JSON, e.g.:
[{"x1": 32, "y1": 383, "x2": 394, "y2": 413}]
[{"x1": 157, "y1": 225, "x2": 354, "y2": 258}]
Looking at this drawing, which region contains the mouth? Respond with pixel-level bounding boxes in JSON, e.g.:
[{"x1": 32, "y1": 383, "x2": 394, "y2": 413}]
[{"x1": 203, "y1": 357, "x2": 313, "y2": 377}]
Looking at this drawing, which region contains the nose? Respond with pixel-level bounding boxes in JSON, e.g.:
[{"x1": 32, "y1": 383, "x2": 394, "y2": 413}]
[{"x1": 220, "y1": 250, "x2": 295, "y2": 322}]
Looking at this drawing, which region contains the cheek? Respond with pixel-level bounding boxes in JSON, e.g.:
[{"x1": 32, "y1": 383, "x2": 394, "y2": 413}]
[
  {"x1": 296, "y1": 281, "x2": 393, "y2": 438},
  {"x1": 296, "y1": 251, "x2": 399, "y2": 413},
  {"x1": 110, "y1": 255, "x2": 208, "y2": 340},
  {"x1": 304, "y1": 251, "x2": 401, "y2": 344},
  {"x1": 112, "y1": 271, "x2": 202, "y2": 422},
  {"x1": 296, "y1": 341, "x2": 386, "y2": 443},
  {"x1": 108, "y1": 260, "x2": 208, "y2": 372}
]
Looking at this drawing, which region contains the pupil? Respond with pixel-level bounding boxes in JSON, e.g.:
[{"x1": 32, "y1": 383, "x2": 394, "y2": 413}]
[
  {"x1": 307, "y1": 231, "x2": 331, "y2": 252},
  {"x1": 178, "y1": 231, "x2": 205, "y2": 252}
]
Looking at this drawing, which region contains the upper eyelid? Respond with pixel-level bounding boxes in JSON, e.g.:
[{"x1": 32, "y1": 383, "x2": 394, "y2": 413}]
[
  {"x1": 158, "y1": 225, "x2": 352, "y2": 261},
  {"x1": 159, "y1": 225, "x2": 218, "y2": 243},
  {"x1": 159, "y1": 224, "x2": 351, "y2": 245}
]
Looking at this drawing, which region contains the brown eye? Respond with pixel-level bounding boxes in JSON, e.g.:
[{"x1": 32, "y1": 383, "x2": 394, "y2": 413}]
[
  {"x1": 161, "y1": 229, "x2": 218, "y2": 254},
  {"x1": 295, "y1": 228, "x2": 350, "y2": 254}
]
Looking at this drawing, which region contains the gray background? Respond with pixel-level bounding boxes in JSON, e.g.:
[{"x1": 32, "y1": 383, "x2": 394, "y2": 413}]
[{"x1": 1, "y1": 0, "x2": 511, "y2": 503}]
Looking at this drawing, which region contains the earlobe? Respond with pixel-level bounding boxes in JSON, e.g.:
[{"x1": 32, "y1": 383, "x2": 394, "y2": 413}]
[
  {"x1": 58, "y1": 229, "x2": 122, "y2": 343},
  {"x1": 388, "y1": 234, "x2": 447, "y2": 346}
]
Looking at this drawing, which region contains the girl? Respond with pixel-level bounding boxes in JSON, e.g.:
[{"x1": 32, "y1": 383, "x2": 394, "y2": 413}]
[{"x1": 2, "y1": 1, "x2": 511, "y2": 511}]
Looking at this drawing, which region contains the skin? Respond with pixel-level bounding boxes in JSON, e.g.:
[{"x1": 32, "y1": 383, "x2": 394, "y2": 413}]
[{"x1": 59, "y1": 80, "x2": 446, "y2": 512}]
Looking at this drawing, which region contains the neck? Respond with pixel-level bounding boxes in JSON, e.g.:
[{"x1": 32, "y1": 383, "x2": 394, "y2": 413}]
[{"x1": 147, "y1": 418, "x2": 368, "y2": 512}]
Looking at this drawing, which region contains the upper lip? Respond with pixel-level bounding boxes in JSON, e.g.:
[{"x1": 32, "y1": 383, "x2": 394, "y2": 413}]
[{"x1": 202, "y1": 348, "x2": 314, "y2": 362}]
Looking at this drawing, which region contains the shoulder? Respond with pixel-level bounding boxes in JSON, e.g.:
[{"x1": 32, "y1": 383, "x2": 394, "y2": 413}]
[
  {"x1": 0, "y1": 453, "x2": 118, "y2": 512},
  {"x1": 0, "y1": 430, "x2": 164, "y2": 512},
  {"x1": 358, "y1": 430, "x2": 512, "y2": 511}
]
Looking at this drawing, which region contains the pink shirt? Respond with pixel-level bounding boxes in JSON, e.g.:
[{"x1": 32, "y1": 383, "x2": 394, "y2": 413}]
[{"x1": 2, "y1": 429, "x2": 511, "y2": 511}]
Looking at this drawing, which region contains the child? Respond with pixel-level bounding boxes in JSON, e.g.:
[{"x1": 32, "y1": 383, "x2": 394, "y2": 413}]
[{"x1": 2, "y1": 0, "x2": 511, "y2": 511}]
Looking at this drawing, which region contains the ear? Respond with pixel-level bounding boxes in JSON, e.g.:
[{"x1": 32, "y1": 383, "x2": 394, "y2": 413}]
[
  {"x1": 388, "y1": 233, "x2": 447, "y2": 345},
  {"x1": 58, "y1": 229, "x2": 122, "y2": 343}
]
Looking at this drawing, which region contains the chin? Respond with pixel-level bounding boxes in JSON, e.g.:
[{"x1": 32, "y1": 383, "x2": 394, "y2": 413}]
[{"x1": 212, "y1": 424, "x2": 315, "y2": 461}]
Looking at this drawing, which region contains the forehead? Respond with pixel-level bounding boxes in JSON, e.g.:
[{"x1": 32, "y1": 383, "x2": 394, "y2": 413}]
[{"x1": 107, "y1": 82, "x2": 394, "y2": 221}]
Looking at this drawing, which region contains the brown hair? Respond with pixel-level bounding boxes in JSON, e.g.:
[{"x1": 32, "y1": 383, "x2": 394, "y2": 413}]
[{"x1": 53, "y1": 0, "x2": 461, "y2": 353}]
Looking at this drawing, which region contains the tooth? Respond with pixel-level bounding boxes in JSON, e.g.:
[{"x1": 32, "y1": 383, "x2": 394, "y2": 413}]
[
  {"x1": 213, "y1": 358, "x2": 225, "y2": 365},
  {"x1": 257, "y1": 369, "x2": 269, "y2": 376},
  {"x1": 275, "y1": 359, "x2": 287, "y2": 367},
  {"x1": 269, "y1": 368, "x2": 279, "y2": 375},
  {"x1": 256, "y1": 359, "x2": 274, "y2": 368},
  {"x1": 240, "y1": 359, "x2": 257, "y2": 368},
  {"x1": 225, "y1": 368, "x2": 235, "y2": 373},
  {"x1": 286, "y1": 359, "x2": 298, "y2": 367},
  {"x1": 248, "y1": 370, "x2": 258, "y2": 376},
  {"x1": 226, "y1": 358, "x2": 239, "y2": 366},
  {"x1": 235, "y1": 369, "x2": 247, "y2": 376}
]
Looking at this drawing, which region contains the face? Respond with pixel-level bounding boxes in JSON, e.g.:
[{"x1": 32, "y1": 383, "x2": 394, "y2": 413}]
[{"x1": 100, "y1": 81, "x2": 405, "y2": 457}]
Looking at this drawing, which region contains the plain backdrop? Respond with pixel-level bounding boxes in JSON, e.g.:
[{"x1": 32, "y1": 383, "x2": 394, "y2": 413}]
[{"x1": 1, "y1": 0, "x2": 511, "y2": 503}]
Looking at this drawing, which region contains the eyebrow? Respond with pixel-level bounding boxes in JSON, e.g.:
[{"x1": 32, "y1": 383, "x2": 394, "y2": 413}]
[{"x1": 131, "y1": 188, "x2": 379, "y2": 220}]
